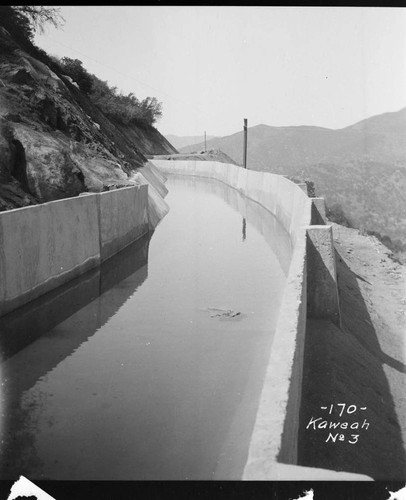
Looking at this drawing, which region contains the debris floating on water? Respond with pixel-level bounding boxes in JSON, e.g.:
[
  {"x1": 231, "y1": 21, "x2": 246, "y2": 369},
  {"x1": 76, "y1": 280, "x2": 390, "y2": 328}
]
[{"x1": 204, "y1": 307, "x2": 242, "y2": 319}]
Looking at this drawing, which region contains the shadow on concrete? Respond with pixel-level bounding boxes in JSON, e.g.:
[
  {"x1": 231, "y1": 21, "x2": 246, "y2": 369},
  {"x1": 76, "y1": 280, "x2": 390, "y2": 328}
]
[
  {"x1": 298, "y1": 248, "x2": 406, "y2": 480},
  {"x1": 306, "y1": 235, "x2": 340, "y2": 326},
  {"x1": 310, "y1": 200, "x2": 326, "y2": 226},
  {"x1": 0, "y1": 232, "x2": 151, "y2": 362}
]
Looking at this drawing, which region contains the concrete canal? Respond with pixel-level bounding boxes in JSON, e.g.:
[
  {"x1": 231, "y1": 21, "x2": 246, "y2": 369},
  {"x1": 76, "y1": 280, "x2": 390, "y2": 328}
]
[{"x1": 0, "y1": 174, "x2": 292, "y2": 480}]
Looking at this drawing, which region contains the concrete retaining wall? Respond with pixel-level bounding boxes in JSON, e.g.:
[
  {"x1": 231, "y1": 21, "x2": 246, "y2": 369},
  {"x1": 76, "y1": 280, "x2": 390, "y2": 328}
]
[
  {"x1": 129, "y1": 162, "x2": 170, "y2": 230},
  {"x1": 99, "y1": 184, "x2": 149, "y2": 261},
  {"x1": 150, "y1": 159, "x2": 341, "y2": 479},
  {"x1": 0, "y1": 184, "x2": 151, "y2": 318}
]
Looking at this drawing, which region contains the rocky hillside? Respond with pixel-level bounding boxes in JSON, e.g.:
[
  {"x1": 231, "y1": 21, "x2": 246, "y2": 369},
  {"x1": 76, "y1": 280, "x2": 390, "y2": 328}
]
[
  {"x1": 180, "y1": 110, "x2": 406, "y2": 257},
  {"x1": 0, "y1": 27, "x2": 177, "y2": 211}
]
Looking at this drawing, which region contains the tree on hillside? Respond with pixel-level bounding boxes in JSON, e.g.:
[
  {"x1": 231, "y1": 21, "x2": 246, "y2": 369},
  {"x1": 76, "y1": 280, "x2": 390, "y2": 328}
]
[
  {"x1": 139, "y1": 97, "x2": 162, "y2": 125},
  {"x1": 0, "y1": 6, "x2": 63, "y2": 44},
  {"x1": 59, "y1": 57, "x2": 93, "y2": 94},
  {"x1": 89, "y1": 73, "x2": 162, "y2": 126},
  {"x1": 13, "y1": 6, "x2": 63, "y2": 34}
]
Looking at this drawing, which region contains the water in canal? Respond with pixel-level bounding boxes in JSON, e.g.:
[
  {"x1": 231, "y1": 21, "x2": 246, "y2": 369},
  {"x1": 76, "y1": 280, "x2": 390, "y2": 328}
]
[{"x1": 0, "y1": 174, "x2": 292, "y2": 480}]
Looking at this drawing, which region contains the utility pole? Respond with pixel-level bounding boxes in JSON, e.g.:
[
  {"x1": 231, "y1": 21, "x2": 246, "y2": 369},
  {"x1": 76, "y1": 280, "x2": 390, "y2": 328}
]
[
  {"x1": 243, "y1": 118, "x2": 248, "y2": 168},
  {"x1": 204, "y1": 130, "x2": 207, "y2": 152}
]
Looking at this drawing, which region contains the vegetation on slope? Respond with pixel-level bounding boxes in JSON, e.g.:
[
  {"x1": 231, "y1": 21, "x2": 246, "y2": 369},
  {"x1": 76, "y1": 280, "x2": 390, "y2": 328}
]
[
  {"x1": 56, "y1": 57, "x2": 163, "y2": 128},
  {"x1": 0, "y1": 6, "x2": 163, "y2": 128}
]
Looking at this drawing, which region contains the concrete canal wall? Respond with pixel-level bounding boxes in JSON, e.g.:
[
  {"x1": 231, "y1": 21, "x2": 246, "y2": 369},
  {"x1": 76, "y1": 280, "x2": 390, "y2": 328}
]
[
  {"x1": 0, "y1": 158, "x2": 170, "y2": 318},
  {"x1": 99, "y1": 184, "x2": 149, "y2": 261},
  {"x1": 0, "y1": 195, "x2": 100, "y2": 318},
  {"x1": 130, "y1": 162, "x2": 169, "y2": 230},
  {"x1": 0, "y1": 184, "x2": 151, "y2": 318},
  {"x1": 150, "y1": 159, "x2": 344, "y2": 479},
  {"x1": 0, "y1": 156, "x2": 349, "y2": 478}
]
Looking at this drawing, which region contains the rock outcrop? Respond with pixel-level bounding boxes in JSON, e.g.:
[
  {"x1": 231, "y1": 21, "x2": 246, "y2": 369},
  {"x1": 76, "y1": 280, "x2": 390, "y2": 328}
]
[{"x1": 0, "y1": 26, "x2": 177, "y2": 210}]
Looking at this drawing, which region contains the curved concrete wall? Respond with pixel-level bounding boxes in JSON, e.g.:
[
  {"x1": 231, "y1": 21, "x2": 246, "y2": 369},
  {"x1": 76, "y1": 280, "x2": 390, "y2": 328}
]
[
  {"x1": 129, "y1": 162, "x2": 170, "y2": 230},
  {"x1": 0, "y1": 158, "x2": 349, "y2": 478},
  {"x1": 152, "y1": 159, "x2": 352, "y2": 479},
  {"x1": 151, "y1": 159, "x2": 312, "y2": 477}
]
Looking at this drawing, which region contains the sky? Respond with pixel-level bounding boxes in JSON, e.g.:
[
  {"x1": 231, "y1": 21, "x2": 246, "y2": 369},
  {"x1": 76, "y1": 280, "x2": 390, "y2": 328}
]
[{"x1": 34, "y1": 6, "x2": 406, "y2": 138}]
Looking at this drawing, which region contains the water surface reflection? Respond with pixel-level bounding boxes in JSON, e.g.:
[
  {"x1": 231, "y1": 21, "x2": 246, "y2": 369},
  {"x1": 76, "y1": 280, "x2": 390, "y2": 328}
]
[{"x1": 0, "y1": 175, "x2": 292, "y2": 480}]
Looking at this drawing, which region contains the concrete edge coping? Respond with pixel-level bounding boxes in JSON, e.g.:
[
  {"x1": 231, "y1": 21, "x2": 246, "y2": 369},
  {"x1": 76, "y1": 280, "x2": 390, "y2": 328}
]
[
  {"x1": 1, "y1": 190, "x2": 99, "y2": 215},
  {"x1": 242, "y1": 223, "x2": 309, "y2": 478},
  {"x1": 3, "y1": 185, "x2": 144, "y2": 215}
]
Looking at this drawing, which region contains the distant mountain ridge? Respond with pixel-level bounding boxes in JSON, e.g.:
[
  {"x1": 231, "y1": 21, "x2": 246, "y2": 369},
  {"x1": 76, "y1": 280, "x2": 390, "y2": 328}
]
[
  {"x1": 180, "y1": 108, "x2": 406, "y2": 256},
  {"x1": 180, "y1": 108, "x2": 406, "y2": 168}
]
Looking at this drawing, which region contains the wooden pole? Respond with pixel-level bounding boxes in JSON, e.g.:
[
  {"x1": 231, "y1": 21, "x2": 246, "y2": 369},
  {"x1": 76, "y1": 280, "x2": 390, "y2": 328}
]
[{"x1": 243, "y1": 118, "x2": 248, "y2": 168}]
